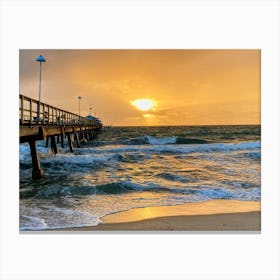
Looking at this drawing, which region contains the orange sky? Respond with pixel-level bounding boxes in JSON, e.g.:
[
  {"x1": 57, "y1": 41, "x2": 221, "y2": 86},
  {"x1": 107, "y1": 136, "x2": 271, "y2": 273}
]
[{"x1": 19, "y1": 49, "x2": 260, "y2": 126}]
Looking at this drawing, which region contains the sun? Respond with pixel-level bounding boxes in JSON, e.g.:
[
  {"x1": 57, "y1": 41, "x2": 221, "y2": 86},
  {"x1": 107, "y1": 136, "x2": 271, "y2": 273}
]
[{"x1": 131, "y1": 99, "x2": 156, "y2": 111}]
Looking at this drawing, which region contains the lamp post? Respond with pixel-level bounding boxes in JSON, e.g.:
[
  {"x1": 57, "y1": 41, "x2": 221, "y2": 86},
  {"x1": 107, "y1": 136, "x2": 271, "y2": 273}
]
[
  {"x1": 89, "y1": 104, "x2": 93, "y2": 116},
  {"x1": 36, "y1": 55, "x2": 46, "y2": 121},
  {"x1": 77, "y1": 96, "x2": 82, "y2": 123}
]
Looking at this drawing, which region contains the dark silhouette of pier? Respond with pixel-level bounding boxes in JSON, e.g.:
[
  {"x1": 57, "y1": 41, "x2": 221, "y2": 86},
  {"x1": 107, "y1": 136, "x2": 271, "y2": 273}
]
[{"x1": 19, "y1": 94, "x2": 102, "y2": 179}]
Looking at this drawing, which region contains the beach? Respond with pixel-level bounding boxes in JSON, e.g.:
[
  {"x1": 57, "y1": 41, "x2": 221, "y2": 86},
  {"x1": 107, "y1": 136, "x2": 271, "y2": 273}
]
[{"x1": 40, "y1": 199, "x2": 260, "y2": 232}]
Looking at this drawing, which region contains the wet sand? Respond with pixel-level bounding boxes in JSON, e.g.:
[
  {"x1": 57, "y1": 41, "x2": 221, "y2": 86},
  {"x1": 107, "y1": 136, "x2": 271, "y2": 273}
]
[{"x1": 40, "y1": 199, "x2": 261, "y2": 232}]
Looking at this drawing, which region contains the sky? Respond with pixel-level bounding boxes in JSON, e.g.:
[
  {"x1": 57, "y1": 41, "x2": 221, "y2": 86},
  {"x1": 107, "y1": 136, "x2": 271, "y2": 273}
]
[{"x1": 19, "y1": 49, "x2": 260, "y2": 126}]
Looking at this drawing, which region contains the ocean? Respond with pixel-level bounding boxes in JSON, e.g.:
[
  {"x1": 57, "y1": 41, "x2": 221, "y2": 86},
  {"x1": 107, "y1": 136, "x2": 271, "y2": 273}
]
[{"x1": 19, "y1": 125, "x2": 261, "y2": 230}]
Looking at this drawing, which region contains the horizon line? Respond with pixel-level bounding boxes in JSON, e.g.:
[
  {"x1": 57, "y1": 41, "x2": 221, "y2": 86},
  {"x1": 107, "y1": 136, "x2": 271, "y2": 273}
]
[{"x1": 105, "y1": 123, "x2": 261, "y2": 128}]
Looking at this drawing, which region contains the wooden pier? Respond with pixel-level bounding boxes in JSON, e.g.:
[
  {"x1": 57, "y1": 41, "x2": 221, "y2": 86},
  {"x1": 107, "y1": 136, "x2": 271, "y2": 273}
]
[{"x1": 19, "y1": 94, "x2": 102, "y2": 179}]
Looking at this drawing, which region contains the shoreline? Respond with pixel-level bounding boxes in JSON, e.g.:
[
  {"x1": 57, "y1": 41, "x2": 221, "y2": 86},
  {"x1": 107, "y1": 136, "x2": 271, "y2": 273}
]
[{"x1": 23, "y1": 199, "x2": 261, "y2": 232}]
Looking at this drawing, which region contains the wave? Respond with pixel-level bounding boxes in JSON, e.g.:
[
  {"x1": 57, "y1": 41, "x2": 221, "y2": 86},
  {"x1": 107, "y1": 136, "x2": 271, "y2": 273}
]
[
  {"x1": 20, "y1": 206, "x2": 100, "y2": 231},
  {"x1": 20, "y1": 215, "x2": 48, "y2": 230},
  {"x1": 175, "y1": 137, "x2": 209, "y2": 144},
  {"x1": 96, "y1": 141, "x2": 260, "y2": 156},
  {"x1": 20, "y1": 181, "x2": 143, "y2": 198},
  {"x1": 20, "y1": 139, "x2": 259, "y2": 158},
  {"x1": 149, "y1": 141, "x2": 260, "y2": 154},
  {"x1": 119, "y1": 135, "x2": 210, "y2": 145},
  {"x1": 155, "y1": 172, "x2": 193, "y2": 182},
  {"x1": 244, "y1": 151, "x2": 261, "y2": 160},
  {"x1": 120, "y1": 135, "x2": 176, "y2": 145},
  {"x1": 112, "y1": 153, "x2": 149, "y2": 163},
  {"x1": 19, "y1": 141, "x2": 261, "y2": 170},
  {"x1": 193, "y1": 187, "x2": 260, "y2": 201},
  {"x1": 20, "y1": 178, "x2": 261, "y2": 200}
]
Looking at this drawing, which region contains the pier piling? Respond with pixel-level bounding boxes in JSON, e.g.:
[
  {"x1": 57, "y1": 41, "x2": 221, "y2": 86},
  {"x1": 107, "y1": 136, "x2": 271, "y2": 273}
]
[
  {"x1": 73, "y1": 128, "x2": 80, "y2": 147},
  {"x1": 50, "y1": 135, "x2": 58, "y2": 154},
  {"x1": 61, "y1": 128, "x2": 65, "y2": 148},
  {"x1": 45, "y1": 136, "x2": 49, "y2": 148},
  {"x1": 67, "y1": 133, "x2": 74, "y2": 153},
  {"x1": 28, "y1": 141, "x2": 43, "y2": 179}
]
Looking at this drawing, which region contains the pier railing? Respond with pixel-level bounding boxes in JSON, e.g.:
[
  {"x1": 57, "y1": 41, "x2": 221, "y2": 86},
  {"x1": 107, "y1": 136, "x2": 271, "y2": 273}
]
[{"x1": 19, "y1": 94, "x2": 99, "y2": 126}]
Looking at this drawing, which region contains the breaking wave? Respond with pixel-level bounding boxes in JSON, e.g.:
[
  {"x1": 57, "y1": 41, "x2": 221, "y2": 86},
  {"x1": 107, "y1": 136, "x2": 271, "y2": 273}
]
[
  {"x1": 20, "y1": 179, "x2": 261, "y2": 200},
  {"x1": 119, "y1": 135, "x2": 209, "y2": 145}
]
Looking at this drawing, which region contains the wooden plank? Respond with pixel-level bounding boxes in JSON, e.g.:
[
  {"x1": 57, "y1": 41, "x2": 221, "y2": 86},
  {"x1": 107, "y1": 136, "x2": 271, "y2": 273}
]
[{"x1": 20, "y1": 127, "x2": 41, "y2": 137}]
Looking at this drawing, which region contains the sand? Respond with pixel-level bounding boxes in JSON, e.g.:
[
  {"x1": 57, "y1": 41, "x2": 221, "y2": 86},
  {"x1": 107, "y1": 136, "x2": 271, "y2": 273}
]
[{"x1": 40, "y1": 199, "x2": 261, "y2": 232}]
